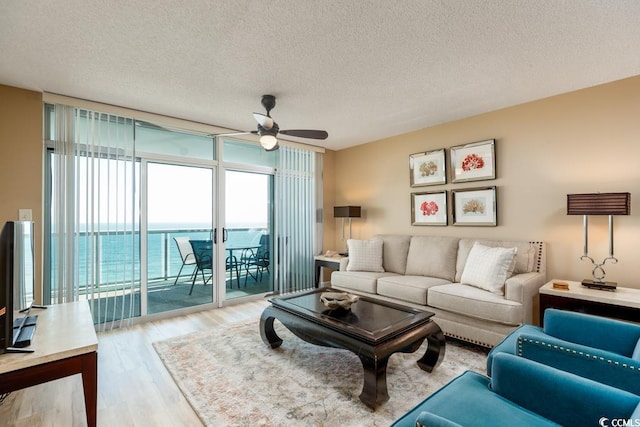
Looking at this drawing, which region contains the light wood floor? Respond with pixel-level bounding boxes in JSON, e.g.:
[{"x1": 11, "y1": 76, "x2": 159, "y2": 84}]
[{"x1": 0, "y1": 299, "x2": 270, "y2": 427}]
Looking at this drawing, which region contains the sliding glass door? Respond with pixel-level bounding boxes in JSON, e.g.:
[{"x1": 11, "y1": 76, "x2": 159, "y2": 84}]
[
  {"x1": 224, "y1": 170, "x2": 274, "y2": 300},
  {"x1": 144, "y1": 162, "x2": 216, "y2": 314}
]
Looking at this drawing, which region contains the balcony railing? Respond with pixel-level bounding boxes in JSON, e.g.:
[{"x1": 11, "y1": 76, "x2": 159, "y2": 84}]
[{"x1": 51, "y1": 227, "x2": 268, "y2": 294}]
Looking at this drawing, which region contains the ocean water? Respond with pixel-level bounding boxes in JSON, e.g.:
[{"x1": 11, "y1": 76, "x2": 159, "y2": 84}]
[{"x1": 51, "y1": 226, "x2": 267, "y2": 289}]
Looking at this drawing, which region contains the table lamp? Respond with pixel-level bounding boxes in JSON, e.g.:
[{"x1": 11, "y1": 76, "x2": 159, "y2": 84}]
[
  {"x1": 567, "y1": 192, "x2": 630, "y2": 290},
  {"x1": 334, "y1": 206, "x2": 361, "y2": 255}
]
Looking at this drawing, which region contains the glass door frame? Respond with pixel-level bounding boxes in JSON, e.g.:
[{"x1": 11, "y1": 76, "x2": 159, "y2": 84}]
[
  {"x1": 219, "y1": 165, "x2": 276, "y2": 304},
  {"x1": 140, "y1": 157, "x2": 218, "y2": 315},
  {"x1": 138, "y1": 151, "x2": 277, "y2": 312}
]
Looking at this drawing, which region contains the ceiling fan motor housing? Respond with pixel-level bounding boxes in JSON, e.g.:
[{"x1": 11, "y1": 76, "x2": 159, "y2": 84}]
[
  {"x1": 261, "y1": 95, "x2": 276, "y2": 116},
  {"x1": 257, "y1": 121, "x2": 279, "y2": 137}
]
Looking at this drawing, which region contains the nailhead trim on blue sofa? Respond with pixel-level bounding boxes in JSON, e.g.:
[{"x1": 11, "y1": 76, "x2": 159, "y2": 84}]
[{"x1": 518, "y1": 336, "x2": 640, "y2": 372}]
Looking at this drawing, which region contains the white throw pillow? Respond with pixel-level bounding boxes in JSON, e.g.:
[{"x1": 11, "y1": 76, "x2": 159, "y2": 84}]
[
  {"x1": 346, "y1": 239, "x2": 384, "y2": 272},
  {"x1": 460, "y1": 242, "x2": 517, "y2": 295}
]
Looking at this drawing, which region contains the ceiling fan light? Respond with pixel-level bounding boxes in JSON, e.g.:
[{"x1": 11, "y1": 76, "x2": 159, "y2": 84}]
[
  {"x1": 260, "y1": 134, "x2": 278, "y2": 150},
  {"x1": 265, "y1": 142, "x2": 279, "y2": 151}
]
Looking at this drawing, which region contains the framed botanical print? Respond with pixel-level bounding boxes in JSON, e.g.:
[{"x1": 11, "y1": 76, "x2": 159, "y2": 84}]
[
  {"x1": 450, "y1": 139, "x2": 496, "y2": 183},
  {"x1": 452, "y1": 186, "x2": 497, "y2": 226},
  {"x1": 411, "y1": 191, "x2": 448, "y2": 226},
  {"x1": 409, "y1": 148, "x2": 446, "y2": 187}
]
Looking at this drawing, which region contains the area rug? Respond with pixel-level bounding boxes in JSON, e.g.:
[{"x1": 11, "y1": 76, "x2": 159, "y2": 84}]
[{"x1": 153, "y1": 320, "x2": 488, "y2": 427}]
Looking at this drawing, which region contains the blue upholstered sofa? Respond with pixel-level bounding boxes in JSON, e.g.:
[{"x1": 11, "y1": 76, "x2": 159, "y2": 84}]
[
  {"x1": 487, "y1": 308, "x2": 640, "y2": 394},
  {"x1": 392, "y1": 353, "x2": 640, "y2": 427}
]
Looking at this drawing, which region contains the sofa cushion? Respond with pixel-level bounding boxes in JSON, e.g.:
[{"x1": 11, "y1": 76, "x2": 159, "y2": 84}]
[
  {"x1": 346, "y1": 239, "x2": 384, "y2": 272},
  {"x1": 373, "y1": 234, "x2": 411, "y2": 274},
  {"x1": 543, "y1": 308, "x2": 640, "y2": 357},
  {"x1": 460, "y1": 243, "x2": 517, "y2": 295},
  {"x1": 377, "y1": 275, "x2": 451, "y2": 305},
  {"x1": 455, "y1": 239, "x2": 536, "y2": 282},
  {"x1": 428, "y1": 283, "x2": 523, "y2": 325},
  {"x1": 331, "y1": 270, "x2": 398, "y2": 294},
  {"x1": 405, "y1": 236, "x2": 459, "y2": 281}
]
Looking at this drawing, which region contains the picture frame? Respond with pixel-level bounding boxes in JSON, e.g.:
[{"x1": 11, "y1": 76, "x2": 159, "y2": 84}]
[
  {"x1": 450, "y1": 139, "x2": 496, "y2": 183},
  {"x1": 409, "y1": 148, "x2": 446, "y2": 187},
  {"x1": 452, "y1": 186, "x2": 497, "y2": 226},
  {"x1": 411, "y1": 191, "x2": 448, "y2": 226}
]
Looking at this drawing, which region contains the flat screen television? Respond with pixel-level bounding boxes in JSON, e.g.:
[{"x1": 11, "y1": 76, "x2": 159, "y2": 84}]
[{"x1": 0, "y1": 221, "x2": 38, "y2": 353}]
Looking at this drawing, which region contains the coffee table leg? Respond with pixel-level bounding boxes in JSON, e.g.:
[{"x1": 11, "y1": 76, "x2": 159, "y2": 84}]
[
  {"x1": 358, "y1": 354, "x2": 390, "y2": 409},
  {"x1": 417, "y1": 327, "x2": 446, "y2": 372},
  {"x1": 259, "y1": 308, "x2": 283, "y2": 348}
]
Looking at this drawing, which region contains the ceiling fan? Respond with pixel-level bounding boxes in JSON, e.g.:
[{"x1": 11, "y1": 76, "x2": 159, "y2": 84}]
[{"x1": 217, "y1": 95, "x2": 328, "y2": 151}]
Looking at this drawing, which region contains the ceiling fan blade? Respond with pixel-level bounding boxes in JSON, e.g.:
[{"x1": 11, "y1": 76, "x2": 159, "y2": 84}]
[
  {"x1": 253, "y1": 113, "x2": 274, "y2": 130},
  {"x1": 279, "y1": 129, "x2": 329, "y2": 140}
]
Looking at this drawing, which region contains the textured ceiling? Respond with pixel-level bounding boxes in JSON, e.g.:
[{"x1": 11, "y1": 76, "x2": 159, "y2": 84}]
[{"x1": 1, "y1": 1, "x2": 639, "y2": 150}]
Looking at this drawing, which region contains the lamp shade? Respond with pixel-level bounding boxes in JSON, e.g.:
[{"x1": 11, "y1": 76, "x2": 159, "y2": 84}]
[
  {"x1": 333, "y1": 206, "x2": 361, "y2": 218},
  {"x1": 567, "y1": 192, "x2": 631, "y2": 215}
]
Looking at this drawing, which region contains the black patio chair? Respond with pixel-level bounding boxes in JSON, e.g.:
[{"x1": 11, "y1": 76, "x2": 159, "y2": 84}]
[
  {"x1": 225, "y1": 251, "x2": 243, "y2": 288},
  {"x1": 242, "y1": 234, "x2": 270, "y2": 286},
  {"x1": 189, "y1": 240, "x2": 213, "y2": 295}
]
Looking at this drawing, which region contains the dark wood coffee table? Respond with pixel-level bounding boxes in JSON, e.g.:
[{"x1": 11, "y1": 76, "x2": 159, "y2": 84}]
[{"x1": 259, "y1": 287, "x2": 445, "y2": 409}]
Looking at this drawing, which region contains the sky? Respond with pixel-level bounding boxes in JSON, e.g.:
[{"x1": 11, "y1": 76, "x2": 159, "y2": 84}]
[{"x1": 147, "y1": 164, "x2": 269, "y2": 228}]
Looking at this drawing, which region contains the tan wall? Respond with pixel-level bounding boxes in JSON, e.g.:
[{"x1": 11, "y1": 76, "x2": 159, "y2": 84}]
[
  {"x1": 0, "y1": 85, "x2": 43, "y2": 302},
  {"x1": 3, "y1": 78, "x2": 639, "y2": 297},
  {"x1": 322, "y1": 149, "x2": 337, "y2": 247},
  {"x1": 320, "y1": 149, "x2": 337, "y2": 281},
  {"x1": 332, "y1": 75, "x2": 640, "y2": 288}
]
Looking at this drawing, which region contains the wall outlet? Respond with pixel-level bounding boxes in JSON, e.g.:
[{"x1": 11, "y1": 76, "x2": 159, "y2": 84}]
[{"x1": 18, "y1": 209, "x2": 32, "y2": 221}]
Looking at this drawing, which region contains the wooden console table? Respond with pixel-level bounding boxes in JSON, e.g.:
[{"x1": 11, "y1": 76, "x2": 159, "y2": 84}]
[
  {"x1": 539, "y1": 280, "x2": 640, "y2": 324},
  {"x1": 0, "y1": 301, "x2": 98, "y2": 427}
]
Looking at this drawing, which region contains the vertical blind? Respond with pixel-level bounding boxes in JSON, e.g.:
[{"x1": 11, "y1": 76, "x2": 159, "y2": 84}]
[
  {"x1": 276, "y1": 146, "x2": 318, "y2": 293},
  {"x1": 50, "y1": 104, "x2": 138, "y2": 329}
]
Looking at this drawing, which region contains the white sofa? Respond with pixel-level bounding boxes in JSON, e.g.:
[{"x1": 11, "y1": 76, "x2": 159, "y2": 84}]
[{"x1": 330, "y1": 235, "x2": 546, "y2": 347}]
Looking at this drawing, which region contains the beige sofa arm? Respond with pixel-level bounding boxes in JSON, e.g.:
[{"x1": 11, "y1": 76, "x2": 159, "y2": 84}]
[
  {"x1": 339, "y1": 257, "x2": 349, "y2": 271},
  {"x1": 504, "y1": 272, "x2": 547, "y2": 324}
]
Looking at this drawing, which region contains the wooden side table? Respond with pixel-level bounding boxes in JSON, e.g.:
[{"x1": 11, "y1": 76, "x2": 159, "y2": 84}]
[
  {"x1": 539, "y1": 280, "x2": 640, "y2": 324},
  {"x1": 0, "y1": 301, "x2": 98, "y2": 427},
  {"x1": 314, "y1": 255, "x2": 343, "y2": 287}
]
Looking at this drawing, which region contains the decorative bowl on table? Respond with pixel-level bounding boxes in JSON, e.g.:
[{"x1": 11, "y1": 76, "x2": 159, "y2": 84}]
[{"x1": 320, "y1": 291, "x2": 359, "y2": 310}]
